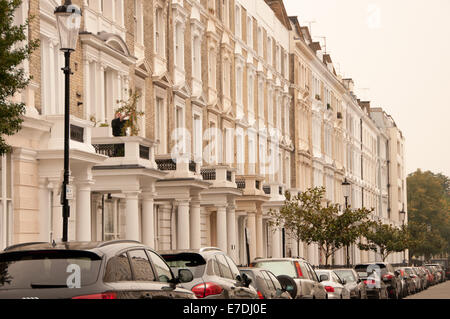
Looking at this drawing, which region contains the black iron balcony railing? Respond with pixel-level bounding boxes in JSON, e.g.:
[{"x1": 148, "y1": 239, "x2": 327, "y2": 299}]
[
  {"x1": 255, "y1": 180, "x2": 260, "y2": 190},
  {"x1": 156, "y1": 158, "x2": 177, "y2": 171},
  {"x1": 189, "y1": 161, "x2": 196, "y2": 173},
  {"x1": 226, "y1": 171, "x2": 232, "y2": 182},
  {"x1": 236, "y1": 180, "x2": 246, "y2": 189},
  {"x1": 201, "y1": 169, "x2": 216, "y2": 181},
  {"x1": 70, "y1": 125, "x2": 84, "y2": 143},
  {"x1": 279, "y1": 186, "x2": 283, "y2": 195},
  {"x1": 263, "y1": 185, "x2": 271, "y2": 195},
  {"x1": 93, "y1": 143, "x2": 125, "y2": 157},
  {"x1": 139, "y1": 145, "x2": 150, "y2": 160}
]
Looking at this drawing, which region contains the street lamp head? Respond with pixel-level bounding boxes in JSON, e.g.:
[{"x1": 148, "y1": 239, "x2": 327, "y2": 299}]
[
  {"x1": 342, "y1": 178, "x2": 351, "y2": 199},
  {"x1": 55, "y1": 0, "x2": 82, "y2": 52}
]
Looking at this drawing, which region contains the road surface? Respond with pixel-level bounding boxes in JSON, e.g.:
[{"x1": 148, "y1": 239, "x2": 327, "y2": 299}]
[{"x1": 406, "y1": 281, "x2": 450, "y2": 299}]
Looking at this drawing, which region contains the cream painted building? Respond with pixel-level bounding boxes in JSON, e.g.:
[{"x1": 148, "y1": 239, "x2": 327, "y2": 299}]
[{"x1": 1, "y1": 0, "x2": 407, "y2": 266}]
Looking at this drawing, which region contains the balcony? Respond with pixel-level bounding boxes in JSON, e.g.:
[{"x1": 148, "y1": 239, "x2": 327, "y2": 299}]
[
  {"x1": 200, "y1": 165, "x2": 236, "y2": 188},
  {"x1": 92, "y1": 127, "x2": 157, "y2": 170},
  {"x1": 235, "y1": 175, "x2": 267, "y2": 197},
  {"x1": 262, "y1": 183, "x2": 286, "y2": 201},
  {"x1": 154, "y1": 154, "x2": 201, "y2": 179}
]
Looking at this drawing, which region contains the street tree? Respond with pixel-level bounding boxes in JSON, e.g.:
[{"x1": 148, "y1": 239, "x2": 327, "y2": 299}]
[
  {"x1": 269, "y1": 187, "x2": 373, "y2": 266},
  {"x1": 0, "y1": 0, "x2": 39, "y2": 155},
  {"x1": 359, "y1": 220, "x2": 408, "y2": 262}
]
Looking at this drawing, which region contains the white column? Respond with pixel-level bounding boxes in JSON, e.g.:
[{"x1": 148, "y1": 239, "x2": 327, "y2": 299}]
[
  {"x1": 256, "y1": 212, "x2": 263, "y2": 258},
  {"x1": 142, "y1": 195, "x2": 155, "y2": 248},
  {"x1": 291, "y1": 238, "x2": 298, "y2": 258},
  {"x1": 190, "y1": 199, "x2": 201, "y2": 250},
  {"x1": 51, "y1": 182, "x2": 63, "y2": 242},
  {"x1": 124, "y1": 191, "x2": 140, "y2": 241},
  {"x1": 75, "y1": 180, "x2": 93, "y2": 241},
  {"x1": 308, "y1": 243, "x2": 315, "y2": 265},
  {"x1": 247, "y1": 212, "x2": 257, "y2": 263},
  {"x1": 216, "y1": 206, "x2": 227, "y2": 252},
  {"x1": 38, "y1": 178, "x2": 51, "y2": 242},
  {"x1": 99, "y1": 64, "x2": 106, "y2": 122},
  {"x1": 271, "y1": 225, "x2": 281, "y2": 258},
  {"x1": 177, "y1": 201, "x2": 190, "y2": 249},
  {"x1": 227, "y1": 204, "x2": 237, "y2": 262}
]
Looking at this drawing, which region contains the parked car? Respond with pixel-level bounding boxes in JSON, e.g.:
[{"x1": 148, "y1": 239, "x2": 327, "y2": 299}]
[
  {"x1": 429, "y1": 259, "x2": 450, "y2": 280},
  {"x1": 426, "y1": 265, "x2": 441, "y2": 284},
  {"x1": 0, "y1": 240, "x2": 195, "y2": 299},
  {"x1": 250, "y1": 258, "x2": 327, "y2": 299},
  {"x1": 426, "y1": 264, "x2": 445, "y2": 283},
  {"x1": 395, "y1": 268, "x2": 412, "y2": 297},
  {"x1": 315, "y1": 269, "x2": 351, "y2": 299},
  {"x1": 334, "y1": 268, "x2": 368, "y2": 299},
  {"x1": 355, "y1": 262, "x2": 401, "y2": 299},
  {"x1": 238, "y1": 268, "x2": 291, "y2": 299},
  {"x1": 413, "y1": 267, "x2": 428, "y2": 290},
  {"x1": 423, "y1": 267, "x2": 435, "y2": 286},
  {"x1": 404, "y1": 267, "x2": 421, "y2": 293},
  {"x1": 160, "y1": 248, "x2": 258, "y2": 299}
]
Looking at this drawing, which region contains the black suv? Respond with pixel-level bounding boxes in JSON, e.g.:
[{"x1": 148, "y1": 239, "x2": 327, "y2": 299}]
[
  {"x1": 160, "y1": 248, "x2": 258, "y2": 299},
  {"x1": 0, "y1": 241, "x2": 195, "y2": 299},
  {"x1": 354, "y1": 262, "x2": 402, "y2": 299}
]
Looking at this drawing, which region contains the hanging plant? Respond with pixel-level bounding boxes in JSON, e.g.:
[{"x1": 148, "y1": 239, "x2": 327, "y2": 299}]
[{"x1": 116, "y1": 90, "x2": 144, "y2": 136}]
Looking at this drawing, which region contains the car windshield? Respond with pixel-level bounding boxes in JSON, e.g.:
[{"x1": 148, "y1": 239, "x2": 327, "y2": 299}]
[
  {"x1": 252, "y1": 261, "x2": 297, "y2": 278},
  {"x1": 0, "y1": 250, "x2": 102, "y2": 289},
  {"x1": 161, "y1": 253, "x2": 206, "y2": 278},
  {"x1": 335, "y1": 270, "x2": 356, "y2": 283}
]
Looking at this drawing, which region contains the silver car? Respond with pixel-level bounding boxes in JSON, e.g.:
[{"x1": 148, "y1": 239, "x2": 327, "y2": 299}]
[
  {"x1": 251, "y1": 258, "x2": 328, "y2": 299},
  {"x1": 315, "y1": 269, "x2": 351, "y2": 299}
]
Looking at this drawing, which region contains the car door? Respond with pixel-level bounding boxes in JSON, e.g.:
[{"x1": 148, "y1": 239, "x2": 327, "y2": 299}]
[
  {"x1": 103, "y1": 252, "x2": 141, "y2": 299},
  {"x1": 127, "y1": 249, "x2": 169, "y2": 299},
  {"x1": 265, "y1": 271, "x2": 289, "y2": 299},
  {"x1": 304, "y1": 263, "x2": 323, "y2": 299},
  {"x1": 146, "y1": 250, "x2": 190, "y2": 299}
]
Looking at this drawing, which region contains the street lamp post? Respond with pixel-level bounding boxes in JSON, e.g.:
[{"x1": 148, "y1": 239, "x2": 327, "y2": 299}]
[
  {"x1": 342, "y1": 178, "x2": 351, "y2": 267},
  {"x1": 54, "y1": 0, "x2": 82, "y2": 242},
  {"x1": 400, "y1": 204, "x2": 407, "y2": 265}
]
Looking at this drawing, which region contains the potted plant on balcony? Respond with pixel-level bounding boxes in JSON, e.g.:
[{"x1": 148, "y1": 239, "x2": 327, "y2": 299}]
[
  {"x1": 116, "y1": 90, "x2": 144, "y2": 136},
  {"x1": 315, "y1": 94, "x2": 321, "y2": 101}
]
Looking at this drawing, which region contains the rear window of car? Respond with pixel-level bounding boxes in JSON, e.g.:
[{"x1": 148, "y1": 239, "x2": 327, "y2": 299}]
[
  {"x1": 252, "y1": 261, "x2": 297, "y2": 278},
  {"x1": 162, "y1": 253, "x2": 206, "y2": 278},
  {"x1": 0, "y1": 250, "x2": 102, "y2": 289},
  {"x1": 334, "y1": 270, "x2": 356, "y2": 283},
  {"x1": 355, "y1": 263, "x2": 387, "y2": 277}
]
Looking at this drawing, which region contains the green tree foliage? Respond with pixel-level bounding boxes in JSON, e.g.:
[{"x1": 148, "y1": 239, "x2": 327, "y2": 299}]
[
  {"x1": 407, "y1": 170, "x2": 450, "y2": 259},
  {"x1": 0, "y1": 0, "x2": 39, "y2": 155},
  {"x1": 269, "y1": 187, "x2": 373, "y2": 265},
  {"x1": 359, "y1": 220, "x2": 409, "y2": 262}
]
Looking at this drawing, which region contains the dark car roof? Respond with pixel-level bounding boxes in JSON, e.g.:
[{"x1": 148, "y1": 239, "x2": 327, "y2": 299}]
[{"x1": 2, "y1": 240, "x2": 146, "y2": 257}]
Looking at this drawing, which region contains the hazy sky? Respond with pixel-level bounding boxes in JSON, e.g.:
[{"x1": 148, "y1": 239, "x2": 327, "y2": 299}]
[{"x1": 284, "y1": 0, "x2": 450, "y2": 177}]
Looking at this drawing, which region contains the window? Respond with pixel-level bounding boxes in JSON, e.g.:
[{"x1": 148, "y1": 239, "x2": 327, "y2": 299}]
[
  {"x1": 267, "y1": 37, "x2": 272, "y2": 65},
  {"x1": 175, "y1": 23, "x2": 184, "y2": 69},
  {"x1": 257, "y1": 27, "x2": 263, "y2": 56},
  {"x1": 267, "y1": 271, "x2": 282, "y2": 290},
  {"x1": 215, "y1": 255, "x2": 233, "y2": 279},
  {"x1": 193, "y1": 113, "x2": 202, "y2": 163},
  {"x1": 104, "y1": 253, "x2": 133, "y2": 282},
  {"x1": 235, "y1": 5, "x2": 241, "y2": 38},
  {"x1": 248, "y1": 73, "x2": 254, "y2": 115},
  {"x1": 192, "y1": 36, "x2": 201, "y2": 79},
  {"x1": 155, "y1": 8, "x2": 165, "y2": 56},
  {"x1": 128, "y1": 250, "x2": 155, "y2": 281},
  {"x1": 246, "y1": 16, "x2": 252, "y2": 47},
  {"x1": 0, "y1": 154, "x2": 13, "y2": 249},
  {"x1": 223, "y1": 58, "x2": 231, "y2": 97},
  {"x1": 208, "y1": 48, "x2": 216, "y2": 89},
  {"x1": 224, "y1": 256, "x2": 240, "y2": 280},
  {"x1": 221, "y1": 0, "x2": 229, "y2": 27},
  {"x1": 236, "y1": 66, "x2": 243, "y2": 107},
  {"x1": 147, "y1": 250, "x2": 173, "y2": 283},
  {"x1": 155, "y1": 96, "x2": 167, "y2": 154},
  {"x1": 134, "y1": 0, "x2": 144, "y2": 45},
  {"x1": 258, "y1": 80, "x2": 264, "y2": 120}
]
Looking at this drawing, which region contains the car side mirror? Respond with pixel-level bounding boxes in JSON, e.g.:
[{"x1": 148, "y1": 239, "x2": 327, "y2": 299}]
[
  {"x1": 241, "y1": 273, "x2": 252, "y2": 288},
  {"x1": 341, "y1": 279, "x2": 347, "y2": 285},
  {"x1": 178, "y1": 269, "x2": 194, "y2": 283}
]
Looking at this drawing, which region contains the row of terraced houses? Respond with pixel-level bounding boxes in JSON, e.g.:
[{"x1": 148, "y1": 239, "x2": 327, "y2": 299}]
[{"x1": 1, "y1": 0, "x2": 408, "y2": 266}]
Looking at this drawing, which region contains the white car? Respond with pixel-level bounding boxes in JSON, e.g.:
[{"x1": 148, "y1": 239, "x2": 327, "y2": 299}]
[{"x1": 315, "y1": 269, "x2": 351, "y2": 299}]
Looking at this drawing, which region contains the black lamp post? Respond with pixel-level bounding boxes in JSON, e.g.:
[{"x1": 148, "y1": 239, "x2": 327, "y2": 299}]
[
  {"x1": 399, "y1": 204, "x2": 407, "y2": 264},
  {"x1": 342, "y1": 178, "x2": 351, "y2": 267},
  {"x1": 54, "y1": 0, "x2": 82, "y2": 242}
]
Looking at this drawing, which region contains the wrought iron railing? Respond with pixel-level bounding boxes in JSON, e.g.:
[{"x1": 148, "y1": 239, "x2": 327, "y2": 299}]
[
  {"x1": 70, "y1": 125, "x2": 84, "y2": 143},
  {"x1": 93, "y1": 144, "x2": 125, "y2": 157},
  {"x1": 236, "y1": 180, "x2": 246, "y2": 189},
  {"x1": 139, "y1": 145, "x2": 150, "y2": 160},
  {"x1": 156, "y1": 159, "x2": 177, "y2": 171},
  {"x1": 255, "y1": 180, "x2": 260, "y2": 190},
  {"x1": 279, "y1": 186, "x2": 283, "y2": 195},
  {"x1": 263, "y1": 186, "x2": 271, "y2": 195},
  {"x1": 189, "y1": 161, "x2": 196, "y2": 173},
  {"x1": 226, "y1": 171, "x2": 232, "y2": 182},
  {"x1": 201, "y1": 169, "x2": 216, "y2": 181}
]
